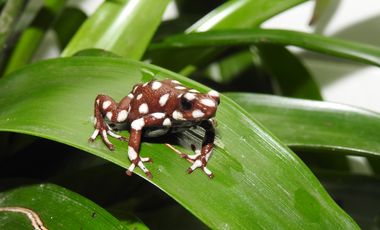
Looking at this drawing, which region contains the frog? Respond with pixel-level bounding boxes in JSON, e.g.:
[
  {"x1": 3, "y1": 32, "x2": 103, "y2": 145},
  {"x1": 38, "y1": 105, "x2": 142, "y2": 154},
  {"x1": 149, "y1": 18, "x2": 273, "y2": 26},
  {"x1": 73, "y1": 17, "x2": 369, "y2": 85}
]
[{"x1": 89, "y1": 79, "x2": 220, "y2": 179}]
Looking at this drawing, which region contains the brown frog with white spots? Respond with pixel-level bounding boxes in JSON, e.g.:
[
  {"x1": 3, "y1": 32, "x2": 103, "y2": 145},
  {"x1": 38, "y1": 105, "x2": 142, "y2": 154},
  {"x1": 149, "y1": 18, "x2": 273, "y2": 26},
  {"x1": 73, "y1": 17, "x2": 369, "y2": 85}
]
[{"x1": 89, "y1": 79, "x2": 220, "y2": 179}]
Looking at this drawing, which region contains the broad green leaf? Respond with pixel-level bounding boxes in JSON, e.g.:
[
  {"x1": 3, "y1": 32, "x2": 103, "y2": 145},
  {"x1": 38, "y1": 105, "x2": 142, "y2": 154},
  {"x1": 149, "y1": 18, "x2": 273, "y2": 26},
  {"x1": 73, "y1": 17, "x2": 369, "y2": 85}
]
[
  {"x1": 0, "y1": 183, "x2": 132, "y2": 229},
  {"x1": 257, "y1": 44, "x2": 322, "y2": 100},
  {"x1": 226, "y1": 92, "x2": 380, "y2": 159},
  {"x1": 0, "y1": 57, "x2": 357, "y2": 228},
  {"x1": 53, "y1": 162, "x2": 206, "y2": 229},
  {"x1": 149, "y1": 28, "x2": 380, "y2": 68},
  {"x1": 149, "y1": 0, "x2": 306, "y2": 72},
  {"x1": 62, "y1": 0, "x2": 170, "y2": 59},
  {"x1": 3, "y1": 0, "x2": 66, "y2": 75}
]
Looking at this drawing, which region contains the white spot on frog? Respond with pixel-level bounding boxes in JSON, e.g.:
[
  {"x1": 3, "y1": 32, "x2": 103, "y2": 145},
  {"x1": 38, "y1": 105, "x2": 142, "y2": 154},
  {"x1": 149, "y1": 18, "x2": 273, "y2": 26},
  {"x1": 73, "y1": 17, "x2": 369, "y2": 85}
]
[
  {"x1": 159, "y1": 93, "x2": 170, "y2": 106},
  {"x1": 139, "y1": 103, "x2": 149, "y2": 114},
  {"x1": 152, "y1": 81, "x2": 162, "y2": 90}
]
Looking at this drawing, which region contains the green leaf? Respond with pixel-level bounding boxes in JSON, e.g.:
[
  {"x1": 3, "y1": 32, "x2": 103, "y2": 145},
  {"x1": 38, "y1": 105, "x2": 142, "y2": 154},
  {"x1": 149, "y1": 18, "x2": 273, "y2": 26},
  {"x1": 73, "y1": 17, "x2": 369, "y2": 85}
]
[
  {"x1": 186, "y1": 0, "x2": 306, "y2": 32},
  {"x1": 3, "y1": 0, "x2": 66, "y2": 75},
  {"x1": 314, "y1": 170, "x2": 380, "y2": 229},
  {"x1": 203, "y1": 50, "x2": 255, "y2": 84},
  {"x1": 61, "y1": 0, "x2": 170, "y2": 59},
  {"x1": 226, "y1": 92, "x2": 380, "y2": 158},
  {"x1": 257, "y1": 44, "x2": 322, "y2": 100},
  {"x1": 149, "y1": 0, "x2": 306, "y2": 72},
  {"x1": 73, "y1": 48, "x2": 121, "y2": 58},
  {"x1": 149, "y1": 28, "x2": 380, "y2": 68},
  {"x1": 0, "y1": 0, "x2": 24, "y2": 53},
  {"x1": 53, "y1": 7, "x2": 87, "y2": 48},
  {"x1": 0, "y1": 57, "x2": 357, "y2": 228},
  {"x1": 0, "y1": 0, "x2": 25, "y2": 74},
  {"x1": 0, "y1": 183, "x2": 132, "y2": 229}
]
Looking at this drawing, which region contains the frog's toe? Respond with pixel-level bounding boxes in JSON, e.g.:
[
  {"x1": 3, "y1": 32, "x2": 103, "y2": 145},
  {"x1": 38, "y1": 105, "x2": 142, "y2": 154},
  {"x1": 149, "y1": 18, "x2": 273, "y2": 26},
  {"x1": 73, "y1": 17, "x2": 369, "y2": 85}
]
[
  {"x1": 89, "y1": 129, "x2": 100, "y2": 142},
  {"x1": 186, "y1": 149, "x2": 201, "y2": 160},
  {"x1": 100, "y1": 130, "x2": 114, "y2": 150},
  {"x1": 126, "y1": 158, "x2": 153, "y2": 179},
  {"x1": 140, "y1": 157, "x2": 152, "y2": 163},
  {"x1": 186, "y1": 159, "x2": 214, "y2": 179}
]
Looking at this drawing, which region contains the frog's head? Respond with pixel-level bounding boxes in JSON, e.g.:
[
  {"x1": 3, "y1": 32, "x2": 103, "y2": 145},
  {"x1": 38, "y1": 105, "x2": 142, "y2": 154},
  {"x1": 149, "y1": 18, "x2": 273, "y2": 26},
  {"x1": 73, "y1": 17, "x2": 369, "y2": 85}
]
[{"x1": 173, "y1": 90, "x2": 220, "y2": 122}]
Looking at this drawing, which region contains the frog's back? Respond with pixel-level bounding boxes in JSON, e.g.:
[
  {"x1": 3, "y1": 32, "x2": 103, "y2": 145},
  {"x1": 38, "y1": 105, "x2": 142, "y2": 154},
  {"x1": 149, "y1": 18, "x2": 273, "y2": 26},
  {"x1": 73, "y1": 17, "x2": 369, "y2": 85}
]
[{"x1": 127, "y1": 80, "x2": 188, "y2": 122}]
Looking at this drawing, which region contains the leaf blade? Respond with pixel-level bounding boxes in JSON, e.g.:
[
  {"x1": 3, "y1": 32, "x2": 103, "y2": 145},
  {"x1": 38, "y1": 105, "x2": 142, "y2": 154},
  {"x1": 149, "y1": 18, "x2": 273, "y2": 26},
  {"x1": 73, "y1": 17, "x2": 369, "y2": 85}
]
[
  {"x1": 150, "y1": 28, "x2": 380, "y2": 68},
  {"x1": 0, "y1": 184, "x2": 131, "y2": 229},
  {"x1": 0, "y1": 57, "x2": 358, "y2": 229},
  {"x1": 257, "y1": 44, "x2": 322, "y2": 100},
  {"x1": 61, "y1": 0, "x2": 170, "y2": 59},
  {"x1": 226, "y1": 92, "x2": 380, "y2": 158},
  {"x1": 149, "y1": 0, "x2": 307, "y2": 72}
]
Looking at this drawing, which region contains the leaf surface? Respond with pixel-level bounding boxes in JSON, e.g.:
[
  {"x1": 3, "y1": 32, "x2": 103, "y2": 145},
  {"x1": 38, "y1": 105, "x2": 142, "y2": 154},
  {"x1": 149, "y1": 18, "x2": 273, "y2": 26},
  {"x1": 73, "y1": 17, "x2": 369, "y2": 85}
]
[
  {"x1": 62, "y1": 0, "x2": 170, "y2": 59},
  {"x1": 0, "y1": 57, "x2": 357, "y2": 229},
  {"x1": 149, "y1": 0, "x2": 306, "y2": 72},
  {"x1": 227, "y1": 92, "x2": 380, "y2": 158},
  {"x1": 257, "y1": 44, "x2": 322, "y2": 100},
  {"x1": 0, "y1": 184, "x2": 131, "y2": 229},
  {"x1": 150, "y1": 29, "x2": 380, "y2": 68}
]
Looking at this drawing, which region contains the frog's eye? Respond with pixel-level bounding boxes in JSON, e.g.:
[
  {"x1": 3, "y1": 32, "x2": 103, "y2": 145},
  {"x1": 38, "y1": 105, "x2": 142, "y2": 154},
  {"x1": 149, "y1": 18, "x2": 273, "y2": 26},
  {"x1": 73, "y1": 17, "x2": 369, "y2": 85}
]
[
  {"x1": 215, "y1": 97, "x2": 220, "y2": 105},
  {"x1": 180, "y1": 97, "x2": 193, "y2": 111}
]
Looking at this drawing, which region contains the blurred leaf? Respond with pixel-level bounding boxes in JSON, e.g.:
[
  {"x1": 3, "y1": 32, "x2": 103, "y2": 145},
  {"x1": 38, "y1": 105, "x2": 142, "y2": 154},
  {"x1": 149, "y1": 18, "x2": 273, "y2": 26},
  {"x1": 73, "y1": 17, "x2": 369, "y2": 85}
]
[
  {"x1": 0, "y1": 56, "x2": 357, "y2": 228},
  {"x1": 53, "y1": 7, "x2": 87, "y2": 48},
  {"x1": 257, "y1": 44, "x2": 322, "y2": 100},
  {"x1": 62, "y1": 0, "x2": 170, "y2": 59},
  {"x1": 309, "y1": 0, "x2": 331, "y2": 25},
  {"x1": 226, "y1": 92, "x2": 380, "y2": 159},
  {"x1": 74, "y1": 48, "x2": 121, "y2": 58},
  {"x1": 0, "y1": 0, "x2": 25, "y2": 74},
  {"x1": 186, "y1": 0, "x2": 306, "y2": 32},
  {"x1": 315, "y1": 170, "x2": 380, "y2": 229},
  {"x1": 150, "y1": 28, "x2": 380, "y2": 68},
  {"x1": 0, "y1": 183, "x2": 133, "y2": 229},
  {"x1": 0, "y1": 0, "x2": 25, "y2": 54},
  {"x1": 204, "y1": 49, "x2": 254, "y2": 83},
  {"x1": 3, "y1": 0, "x2": 66, "y2": 75},
  {"x1": 149, "y1": 0, "x2": 306, "y2": 72},
  {"x1": 312, "y1": 0, "x2": 341, "y2": 34}
]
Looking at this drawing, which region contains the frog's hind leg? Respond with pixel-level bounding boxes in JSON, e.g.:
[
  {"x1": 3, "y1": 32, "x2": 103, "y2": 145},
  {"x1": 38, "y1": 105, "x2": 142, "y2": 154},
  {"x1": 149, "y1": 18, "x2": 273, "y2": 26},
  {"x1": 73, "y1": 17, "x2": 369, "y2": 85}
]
[
  {"x1": 89, "y1": 94, "x2": 133, "y2": 150},
  {"x1": 126, "y1": 113, "x2": 169, "y2": 179},
  {"x1": 180, "y1": 119, "x2": 215, "y2": 178}
]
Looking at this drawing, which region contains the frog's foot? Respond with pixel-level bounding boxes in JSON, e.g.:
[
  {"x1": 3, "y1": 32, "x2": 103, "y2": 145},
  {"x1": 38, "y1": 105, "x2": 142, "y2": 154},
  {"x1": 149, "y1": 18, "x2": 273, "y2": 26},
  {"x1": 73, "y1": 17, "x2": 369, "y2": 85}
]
[
  {"x1": 165, "y1": 144, "x2": 213, "y2": 178},
  {"x1": 89, "y1": 118, "x2": 127, "y2": 150},
  {"x1": 126, "y1": 157, "x2": 153, "y2": 179},
  {"x1": 180, "y1": 149, "x2": 201, "y2": 161},
  {"x1": 181, "y1": 149, "x2": 214, "y2": 179}
]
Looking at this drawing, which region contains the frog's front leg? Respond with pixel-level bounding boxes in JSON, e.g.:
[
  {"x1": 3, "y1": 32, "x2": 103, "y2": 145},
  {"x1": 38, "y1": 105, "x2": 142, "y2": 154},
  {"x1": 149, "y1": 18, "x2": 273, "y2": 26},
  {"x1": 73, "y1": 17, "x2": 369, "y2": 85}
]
[
  {"x1": 181, "y1": 119, "x2": 215, "y2": 178},
  {"x1": 89, "y1": 94, "x2": 132, "y2": 150},
  {"x1": 126, "y1": 112, "x2": 170, "y2": 179}
]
